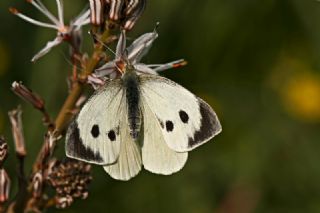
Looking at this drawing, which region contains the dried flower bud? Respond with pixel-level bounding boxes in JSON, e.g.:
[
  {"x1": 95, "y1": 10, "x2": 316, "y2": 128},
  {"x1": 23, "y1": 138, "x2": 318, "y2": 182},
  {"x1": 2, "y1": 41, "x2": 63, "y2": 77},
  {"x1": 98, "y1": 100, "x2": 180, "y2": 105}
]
[
  {"x1": 45, "y1": 158, "x2": 58, "y2": 177},
  {"x1": 55, "y1": 195, "x2": 73, "y2": 209},
  {"x1": 8, "y1": 107, "x2": 26, "y2": 157},
  {"x1": 11, "y1": 81, "x2": 45, "y2": 111},
  {"x1": 0, "y1": 137, "x2": 8, "y2": 167},
  {"x1": 89, "y1": 0, "x2": 146, "y2": 30},
  {"x1": 47, "y1": 159, "x2": 92, "y2": 203},
  {"x1": 0, "y1": 169, "x2": 10, "y2": 203},
  {"x1": 89, "y1": 0, "x2": 106, "y2": 26},
  {"x1": 123, "y1": 0, "x2": 146, "y2": 30},
  {"x1": 31, "y1": 172, "x2": 43, "y2": 198}
]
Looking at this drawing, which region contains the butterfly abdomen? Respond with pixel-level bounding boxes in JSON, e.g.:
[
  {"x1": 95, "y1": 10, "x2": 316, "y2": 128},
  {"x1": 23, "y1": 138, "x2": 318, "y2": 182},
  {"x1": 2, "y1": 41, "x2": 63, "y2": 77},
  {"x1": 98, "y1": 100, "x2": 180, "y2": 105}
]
[{"x1": 123, "y1": 71, "x2": 142, "y2": 139}]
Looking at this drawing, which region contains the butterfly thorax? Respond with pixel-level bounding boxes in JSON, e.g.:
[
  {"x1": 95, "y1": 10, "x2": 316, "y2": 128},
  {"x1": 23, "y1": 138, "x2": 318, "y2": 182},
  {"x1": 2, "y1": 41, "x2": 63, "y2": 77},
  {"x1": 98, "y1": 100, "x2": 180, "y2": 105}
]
[{"x1": 122, "y1": 69, "x2": 142, "y2": 139}]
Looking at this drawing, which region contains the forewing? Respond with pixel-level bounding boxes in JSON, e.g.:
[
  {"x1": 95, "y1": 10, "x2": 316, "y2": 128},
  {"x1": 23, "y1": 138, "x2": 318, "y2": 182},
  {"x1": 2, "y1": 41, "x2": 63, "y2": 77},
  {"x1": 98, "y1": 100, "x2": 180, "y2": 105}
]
[
  {"x1": 141, "y1": 103, "x2": 188, "y2": 175},
  {"x1": 103, "y1": 101, "x2": 142, "y2": 181},
  {"x1": 66, "y1": 79, "x2": 123, "y2": 165},
  {"x1": 140, "y1": 74, "x2": 221, "y2": 152}
]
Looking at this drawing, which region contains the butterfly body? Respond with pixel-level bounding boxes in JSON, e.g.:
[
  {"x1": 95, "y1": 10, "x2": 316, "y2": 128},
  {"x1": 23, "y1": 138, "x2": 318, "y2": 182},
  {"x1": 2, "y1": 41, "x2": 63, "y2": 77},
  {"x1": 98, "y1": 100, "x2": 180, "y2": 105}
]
[{"x1": 122, "y1": 68, "x2": 142, "y2": 139}]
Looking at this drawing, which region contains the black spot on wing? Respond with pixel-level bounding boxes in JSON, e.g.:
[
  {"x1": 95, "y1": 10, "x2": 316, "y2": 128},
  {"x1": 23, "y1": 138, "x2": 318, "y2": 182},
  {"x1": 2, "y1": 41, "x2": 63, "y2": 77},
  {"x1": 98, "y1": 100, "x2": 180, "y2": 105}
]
[
  {"x1": 165, "y1": 120, "x2": 174, "y2": 132},
  {"x1": 179, "y1": 110, "x2": 189, "y2": 123},
  {"x1": 108, "y1": 130, "x2": 116, "y2": 141},
  {"x1": 91, "y1": 124, "x2": 100, "y2": 138},
  {"x1": 157, "y1": 118, "x2": 164, "y2": 129},
  {"x1": 188, "y1": 98, "x2": 221, "y2": 148},
  {"x1": 66, "y1": 120, "x2": 104, "y2": 163}
]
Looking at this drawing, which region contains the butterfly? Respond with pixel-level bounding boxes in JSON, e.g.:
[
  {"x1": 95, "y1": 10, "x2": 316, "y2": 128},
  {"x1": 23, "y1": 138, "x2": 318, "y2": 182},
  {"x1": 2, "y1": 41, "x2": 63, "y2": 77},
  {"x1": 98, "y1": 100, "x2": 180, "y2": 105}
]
[{"x1": 65, "y1": 29, "x2": 222, "y2": 181}]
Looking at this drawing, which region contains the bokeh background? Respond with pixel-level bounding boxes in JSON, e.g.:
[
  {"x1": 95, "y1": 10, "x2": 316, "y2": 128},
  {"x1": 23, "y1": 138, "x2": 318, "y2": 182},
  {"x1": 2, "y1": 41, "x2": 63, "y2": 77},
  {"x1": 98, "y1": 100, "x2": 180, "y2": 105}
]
[{"x1": 1, "y1": 0, "x2": 320, "y2": 212}]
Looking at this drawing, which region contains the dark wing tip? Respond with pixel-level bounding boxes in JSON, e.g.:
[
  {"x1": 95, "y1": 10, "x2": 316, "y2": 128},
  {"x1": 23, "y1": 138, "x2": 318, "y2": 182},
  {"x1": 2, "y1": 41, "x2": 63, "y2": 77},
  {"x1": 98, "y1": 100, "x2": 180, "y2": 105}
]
[
  {"x1": 188, "y1": 98, "x2": 222, "y2": 149},
  {"x1": 65, "y1": 120, "x2": 105, "y2": 164}
]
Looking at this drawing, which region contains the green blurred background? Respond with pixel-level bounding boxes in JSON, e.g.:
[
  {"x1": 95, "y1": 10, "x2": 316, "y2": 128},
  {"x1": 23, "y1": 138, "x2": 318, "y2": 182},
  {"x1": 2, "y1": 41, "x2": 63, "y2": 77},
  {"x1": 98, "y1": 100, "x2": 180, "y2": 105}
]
[{"x1": 1, "y1": 0, "x2": 320, "y2": 212}]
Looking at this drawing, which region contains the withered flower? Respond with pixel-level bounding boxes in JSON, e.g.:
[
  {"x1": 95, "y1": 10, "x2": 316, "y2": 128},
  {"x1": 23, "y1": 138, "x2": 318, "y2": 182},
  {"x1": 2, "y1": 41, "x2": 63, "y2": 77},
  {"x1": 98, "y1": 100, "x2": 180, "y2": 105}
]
[
  {"x1": 89, "y1": 0, "x2": 146, "y2": 30},
  {"x1": 11, "y1": 82, "x2": 45, "y2": 111},
  {"x1": 31, "y1": 172, "x2": 43, "y2": 199},
  {"x1": 0, "y1": 137, "x2": 8, "y2": 167},
  {"x1": 46, "y1": 159, "x2": 92, "y2": 208},
  {"x1": 0, "y1": 169, "x2": 10, "y2": 203},
  {"x1": 55, "y1": 195, "x2": 73, "y2": 209},
  {"x1": 8, "y1": 107, "x2": 26, "y2": 157},
  {"x1": 10, "y1": 0, "x2": 90, "y2": 62}
]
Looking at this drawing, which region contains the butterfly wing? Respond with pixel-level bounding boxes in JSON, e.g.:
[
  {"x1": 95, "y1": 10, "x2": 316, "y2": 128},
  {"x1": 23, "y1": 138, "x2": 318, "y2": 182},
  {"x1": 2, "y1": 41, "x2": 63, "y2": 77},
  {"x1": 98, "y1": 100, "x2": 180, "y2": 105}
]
[
  {"x1": 139, "y1": 74, "x2": 221, "y2": 152},
  {"x1": 103, "y1": 97, "x2": 142, "y2": 181},
  {"x1": 66, "y1": 80, "x2": 124, "y2": 165},
  {"x1": 141, "y1": 102, "x2": 188, "y2": 175}
]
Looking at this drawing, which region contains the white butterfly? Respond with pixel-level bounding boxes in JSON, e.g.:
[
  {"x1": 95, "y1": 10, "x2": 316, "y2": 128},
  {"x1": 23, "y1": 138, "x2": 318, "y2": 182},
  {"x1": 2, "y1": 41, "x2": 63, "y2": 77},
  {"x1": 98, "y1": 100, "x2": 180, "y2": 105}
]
[{"x1": 65, "y1": 30, "x2": 222, "y2": 181}]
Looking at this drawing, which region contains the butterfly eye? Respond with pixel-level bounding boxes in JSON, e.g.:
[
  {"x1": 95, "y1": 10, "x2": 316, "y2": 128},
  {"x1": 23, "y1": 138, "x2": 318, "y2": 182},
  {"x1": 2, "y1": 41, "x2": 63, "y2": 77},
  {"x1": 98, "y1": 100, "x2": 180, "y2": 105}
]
[{"x1": 179, "y1": 110, "x2": 189, "y2": 124}]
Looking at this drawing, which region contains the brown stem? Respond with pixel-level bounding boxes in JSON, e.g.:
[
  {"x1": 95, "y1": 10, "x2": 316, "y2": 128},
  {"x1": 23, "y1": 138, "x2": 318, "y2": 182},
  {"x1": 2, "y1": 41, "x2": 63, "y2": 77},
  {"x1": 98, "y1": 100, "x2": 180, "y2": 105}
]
[
  {"x1": 54, "y1": 82, "x2": 83, "y2": 135},
  {"x1": 12, "y1": 156, "x2": 28, "y2": 213},
  {"x1": 32, "y1": 134, "x2": 52, "y2": 173}
]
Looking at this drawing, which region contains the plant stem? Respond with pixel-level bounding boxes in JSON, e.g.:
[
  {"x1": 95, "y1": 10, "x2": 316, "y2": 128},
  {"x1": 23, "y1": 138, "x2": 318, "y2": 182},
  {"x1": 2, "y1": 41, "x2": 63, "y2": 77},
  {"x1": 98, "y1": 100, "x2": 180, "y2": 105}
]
[{"x1": 12, "y1": 156, "x2": 28, "y2": 213}]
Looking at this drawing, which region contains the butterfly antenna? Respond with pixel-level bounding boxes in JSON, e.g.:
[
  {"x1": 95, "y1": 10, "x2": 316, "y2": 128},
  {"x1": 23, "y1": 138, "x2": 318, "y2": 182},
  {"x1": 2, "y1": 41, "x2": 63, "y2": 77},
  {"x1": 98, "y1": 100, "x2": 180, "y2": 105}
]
[{"x1": 88, "y1": 30, "x2": 116, "y2": 56}]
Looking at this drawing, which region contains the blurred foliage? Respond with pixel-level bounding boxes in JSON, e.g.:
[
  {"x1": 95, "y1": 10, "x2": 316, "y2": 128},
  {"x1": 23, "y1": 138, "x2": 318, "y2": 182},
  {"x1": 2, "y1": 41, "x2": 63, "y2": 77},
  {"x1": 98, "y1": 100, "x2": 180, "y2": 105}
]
[{"x1": 1, "y1": 0, "x2": 320, "y2": 212}]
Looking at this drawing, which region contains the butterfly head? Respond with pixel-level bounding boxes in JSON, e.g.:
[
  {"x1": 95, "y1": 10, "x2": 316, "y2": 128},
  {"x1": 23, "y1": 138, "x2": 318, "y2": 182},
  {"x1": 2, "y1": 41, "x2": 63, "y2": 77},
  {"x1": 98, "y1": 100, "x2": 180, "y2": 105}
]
[{"x1": 114, "y1": 38, "x2": 136, "y2": 76}]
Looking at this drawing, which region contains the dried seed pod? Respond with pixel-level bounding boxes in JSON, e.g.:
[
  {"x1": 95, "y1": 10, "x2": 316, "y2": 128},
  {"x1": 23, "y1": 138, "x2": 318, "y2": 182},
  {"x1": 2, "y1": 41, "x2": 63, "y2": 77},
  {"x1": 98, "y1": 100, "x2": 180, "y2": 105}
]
[
  {"x1": 8, "y1": 107, "x2": 26, "y2": 157},
  {"x1": 0, "y1": 169, "x2": 10, "y2": 203},
  {"x1": 123, "y1": 0, "x2": 146, "y2": 30},
  {"x1": 108, "y1": 0, "x2": 124, "y2": 21},
  {"x1": 47, "y1": 159, "x2": 92, "y2": 202},
  {"x1": 11, "y1": 82, "x2": 45, "y2": 111},
  {"x1": 89, "y1": 0, "x2": 106, "y2": 25},
  {"x1": 0, "y1": 137, "x2": 8, "y2": 167},
  {"x1": 55, "y1": 195, "x2": 73, "y2": 209},
  {"x1": 31, "y1": 172, "x2": 43, "y2": 198}
]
